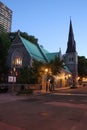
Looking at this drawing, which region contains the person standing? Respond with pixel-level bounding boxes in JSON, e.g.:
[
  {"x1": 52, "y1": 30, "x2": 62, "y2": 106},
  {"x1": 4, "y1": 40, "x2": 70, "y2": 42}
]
[{"x1": 50, "y1": 77, "x2": 54, "y2": 92}]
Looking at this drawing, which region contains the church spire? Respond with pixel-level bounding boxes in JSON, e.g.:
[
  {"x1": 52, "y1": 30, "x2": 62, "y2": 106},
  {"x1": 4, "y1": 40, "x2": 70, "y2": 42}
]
[{"x1": 66, "y1": 19, "x2": 76, "y2": 53}]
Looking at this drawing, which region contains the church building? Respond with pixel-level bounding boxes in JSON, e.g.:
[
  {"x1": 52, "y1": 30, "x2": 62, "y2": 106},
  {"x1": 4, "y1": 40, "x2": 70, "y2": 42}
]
[{"x1": 7, "y1": 19, "x2": 78, "y2": 88}]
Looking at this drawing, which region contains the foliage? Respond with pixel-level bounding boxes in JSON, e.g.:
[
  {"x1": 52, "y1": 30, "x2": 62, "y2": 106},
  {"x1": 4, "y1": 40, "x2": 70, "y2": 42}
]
[
  {"x1": 28, "y1": 59, "x2": 45, "y2": 83},
  {"x1": 21, "y1": 32, "x2": 38, "y2": 44},
  {"x1": 9, "y1": 31, "x2": 38, "y2": 44},
  {"x1": 17, "y1": 67, "x2": 30, "y2": 84},
  {"x1": 0, "y1": 32, "x2": 11, "y2": 82},
  {"x1": 78, "y1": 56, "x2": 87, "y2": 77},
  {"x1": 26, "y1": 57, "x2": 64, "y2": 83},
  {"x1": 48, "y1": 56, "x2": 64, "y2": 75},
  {"x1": 17, "y1": 60, "x2": 44, "y2": 84}
]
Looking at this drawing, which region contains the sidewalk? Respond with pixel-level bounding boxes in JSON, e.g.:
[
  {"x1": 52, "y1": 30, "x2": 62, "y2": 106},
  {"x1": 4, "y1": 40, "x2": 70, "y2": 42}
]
[
  {"x1": 0, "y1": 122, "x2": 25, "y2": 130},
  {"x1": 33, "y1": 85, "x2": 83, "y2": 95},
  {"x1": 33, "y1": 86, "x2": 70, "y2": 95}
]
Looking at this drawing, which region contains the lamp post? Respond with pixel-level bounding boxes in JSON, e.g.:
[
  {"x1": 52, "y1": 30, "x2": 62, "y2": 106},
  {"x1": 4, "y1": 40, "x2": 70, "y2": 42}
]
[
  {"x1": 45, "y1": 68, "x2": 48, "y2": 73},
  {"x1": 41, "y1": 67, "x2": 51, "y2": 92},
  {"x1": 45, "y1": 68, "x2": 48, "y2": 92}
]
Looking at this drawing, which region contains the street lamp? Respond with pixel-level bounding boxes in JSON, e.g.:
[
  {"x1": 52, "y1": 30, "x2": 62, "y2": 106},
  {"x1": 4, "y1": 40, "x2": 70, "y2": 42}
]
[
  {"x1": 45, "y1": 68, "x2": 48, "y2": 73},
  {"x1": 44, "y1": 68, "x2": 48, "y2": 92}
]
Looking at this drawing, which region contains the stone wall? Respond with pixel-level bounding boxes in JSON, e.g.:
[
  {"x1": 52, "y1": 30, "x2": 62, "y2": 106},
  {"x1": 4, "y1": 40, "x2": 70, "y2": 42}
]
[{"x1": 0, "y1": 84, "x2": 41, "y2": 92}]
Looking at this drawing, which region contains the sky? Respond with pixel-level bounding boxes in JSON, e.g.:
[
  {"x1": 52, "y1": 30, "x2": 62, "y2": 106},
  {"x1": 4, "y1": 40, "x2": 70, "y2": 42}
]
[{"x1": 1, "y1": 0, "x2": 87, "y2": 57}]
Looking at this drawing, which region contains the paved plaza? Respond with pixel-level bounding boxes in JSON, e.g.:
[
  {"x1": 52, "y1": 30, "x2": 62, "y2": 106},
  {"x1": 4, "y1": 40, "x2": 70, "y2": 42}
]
[{"x1": 0, "y1": 86, "x2": 87, "y2": 130}]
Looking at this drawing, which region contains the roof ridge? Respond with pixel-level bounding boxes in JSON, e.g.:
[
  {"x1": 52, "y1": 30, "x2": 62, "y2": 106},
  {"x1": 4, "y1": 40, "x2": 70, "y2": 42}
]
[{"x1": 38, "y1": 45, "x2": 49, "y2": 63}]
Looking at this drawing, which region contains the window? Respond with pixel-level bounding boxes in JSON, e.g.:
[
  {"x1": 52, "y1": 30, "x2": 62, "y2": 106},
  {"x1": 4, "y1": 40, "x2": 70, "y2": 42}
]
[
  {"x1": 68, "y1": 56, "x2": 74, "y2": 62},
  {"x1": 11, "y1": 50, "x2": 22, "y2": 68},
  {"x1": 12, "y1": 57, "x2": 22, "y2": 66}
]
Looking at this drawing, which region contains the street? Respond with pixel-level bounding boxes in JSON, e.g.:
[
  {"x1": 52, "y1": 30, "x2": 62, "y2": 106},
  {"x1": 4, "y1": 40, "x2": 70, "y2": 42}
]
[{"x1": 0, "y1": 86, "x2": 87, "y2": 130}]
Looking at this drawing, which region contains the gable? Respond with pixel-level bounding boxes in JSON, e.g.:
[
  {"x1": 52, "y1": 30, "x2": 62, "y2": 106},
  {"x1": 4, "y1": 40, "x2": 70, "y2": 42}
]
[{"x1": 12, "y1": 35, "x2": 22, "y2": 45}]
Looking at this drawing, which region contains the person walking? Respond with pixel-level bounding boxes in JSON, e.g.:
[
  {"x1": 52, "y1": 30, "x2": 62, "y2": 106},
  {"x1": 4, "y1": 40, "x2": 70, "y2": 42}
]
[{"x1": 50, "y1": 77, "x2": 55, "y2": 92}]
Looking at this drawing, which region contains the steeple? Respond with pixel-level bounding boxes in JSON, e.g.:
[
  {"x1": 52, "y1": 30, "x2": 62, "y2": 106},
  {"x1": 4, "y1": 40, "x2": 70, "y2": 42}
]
[{"x1": 66, "y1": 19, "x2": 76, "y2": 53}]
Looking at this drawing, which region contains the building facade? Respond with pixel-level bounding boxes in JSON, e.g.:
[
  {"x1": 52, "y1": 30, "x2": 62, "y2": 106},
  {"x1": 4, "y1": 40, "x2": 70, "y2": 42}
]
[
  {"x1": 7, "y1": 19, "x2": 78, "y2": 88},
  {"x1": 7, "y1": 32, "x2": 58, "y2": 69},
  {"x1": 0, "y1": 2, "x2": 12, "y2": 32}
]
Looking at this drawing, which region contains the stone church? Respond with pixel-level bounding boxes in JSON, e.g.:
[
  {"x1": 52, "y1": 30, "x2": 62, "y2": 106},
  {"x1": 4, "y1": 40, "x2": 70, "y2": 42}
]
[{"x1": 7, "y1": 19, "x2": 78, "y2": 88}]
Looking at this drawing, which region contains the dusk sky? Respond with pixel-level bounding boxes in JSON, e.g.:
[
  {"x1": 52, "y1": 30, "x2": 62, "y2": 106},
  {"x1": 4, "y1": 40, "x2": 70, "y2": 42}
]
[{"x1": 1, "y1": 0, "x2": 87, "y2": 57}]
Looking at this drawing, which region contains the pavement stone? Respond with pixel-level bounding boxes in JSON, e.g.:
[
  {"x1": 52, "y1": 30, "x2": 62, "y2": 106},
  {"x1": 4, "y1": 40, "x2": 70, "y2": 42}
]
[
  {"x1": 0, "y1": 87, "x2": 87, "y2": 130},
  {"x1": 0, "y1": 122, "x2": 25, "y2": 130}
]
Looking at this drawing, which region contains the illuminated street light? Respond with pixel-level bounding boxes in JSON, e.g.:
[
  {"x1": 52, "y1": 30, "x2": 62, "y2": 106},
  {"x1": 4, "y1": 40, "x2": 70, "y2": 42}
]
[{"x1": 45, "y1": 68, "x2": 48, "y2": 73}]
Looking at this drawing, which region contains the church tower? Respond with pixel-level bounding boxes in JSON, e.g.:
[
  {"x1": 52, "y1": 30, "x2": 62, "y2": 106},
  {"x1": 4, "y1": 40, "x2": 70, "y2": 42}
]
[{"x1": 65, "y1": 19, "x2": 78, "y2": 79}]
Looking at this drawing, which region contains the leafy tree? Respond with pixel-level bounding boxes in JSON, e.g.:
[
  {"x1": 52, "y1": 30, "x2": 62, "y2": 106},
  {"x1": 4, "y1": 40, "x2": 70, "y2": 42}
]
[
  {"x1": 78, "y1": 56, "x2": 87, "y2": 77},
  {"x1": 48, "y1": 56, "x2": 64, "y2": 75},
  {"x1": 17, "y1": 67, "x2": 30, "y2": 84},
  {"x1": 21, "y1": 32, "x2": 38, "y2": 44},
  {"x1": 29, "y1": 57, "x2": 64, "y2": 83},
  {"x1": 28, "y1": 59, "x2": 44, "y2": 83},
  {"x1": 17, "y1": 59, "x2": 44, "y2": 84},
  {"x1": 9, "y1": 31, "x2": 38, "y2": 44},
  {"x1": 0, "y1": 32, "x2": 11, "y2": 82}
]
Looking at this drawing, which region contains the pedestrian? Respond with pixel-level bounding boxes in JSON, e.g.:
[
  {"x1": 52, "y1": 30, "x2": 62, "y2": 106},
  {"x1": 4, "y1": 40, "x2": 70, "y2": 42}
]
[{"x1": 50, "y1": 77, "x2": 55, "y2": 91}]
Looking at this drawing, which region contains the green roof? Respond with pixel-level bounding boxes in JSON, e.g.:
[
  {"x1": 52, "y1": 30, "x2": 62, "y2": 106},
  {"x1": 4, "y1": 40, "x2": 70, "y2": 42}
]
[
  {"x1": 19, "y1": 35, "x2": 71, "y2": 74},
  {"x1": 19, "y1": 35, "x2": 59, "y2": 63},
  {"x1": 20, "y1": 36, "x2": 46, "y2": 62},
  {"x1": 46, "y1": 52, "x2": 59, "y2": 62},
  {"x1": 39, "y1": 46, "x2": 59, "y2": 62},
  {"x1": 39, "y1": 46, "x2": 49, "y2": 62}
]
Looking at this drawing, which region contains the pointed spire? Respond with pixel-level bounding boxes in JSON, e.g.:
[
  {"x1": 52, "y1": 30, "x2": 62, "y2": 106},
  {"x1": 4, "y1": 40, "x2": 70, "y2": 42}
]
[
  {"x1": 59, "y1": 48, "x2": 62, "y2": 60},
  {"x1": 66, "y1": 19, "x2": 76, "y2": 53},
  {"x1": 69, "y1": 18, "x2": 74, "y2": 40}
]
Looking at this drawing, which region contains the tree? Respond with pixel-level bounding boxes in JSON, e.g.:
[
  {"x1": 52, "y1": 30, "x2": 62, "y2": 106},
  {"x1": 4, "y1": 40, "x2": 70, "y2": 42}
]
[
  {"x1": 78, "y1": 56, "x2": 87, "y2": 77},
  {"x1": 28, "y1": 57, "x2": 64, "y2": 84},
  {"x1": 49, "y1": 56, "x2": 64, "y2": 75},
  {"x1": 0, "y1": 32, "x2": 11, "y2": 82},
  {"x1": 9, "y1": 31, "x2": 38, "y2": 44},
  {"x1": 21, "y1": 32, "x2": 38, "y2": 44},
  {"x1": 28, "y1": 59, "x2": 44, "y2": 83},
  {"x1": 17, "y1": 59, "x2": 44, "y2": 84},
  {"x1": 17, "y1": 67, "x2": 30, "y2": 84}
]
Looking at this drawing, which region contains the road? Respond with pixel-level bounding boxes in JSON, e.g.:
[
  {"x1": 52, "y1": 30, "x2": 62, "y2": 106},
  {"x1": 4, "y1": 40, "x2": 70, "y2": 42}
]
[{"x1": 0, "y1": 86, "x2": 87, "y2": 130}]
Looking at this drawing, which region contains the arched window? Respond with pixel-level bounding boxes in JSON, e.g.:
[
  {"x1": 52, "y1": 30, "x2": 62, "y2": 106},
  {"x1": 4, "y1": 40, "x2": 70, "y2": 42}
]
[{"x1": 11, "y1": 50, "x2": 22, "y2": 68}]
